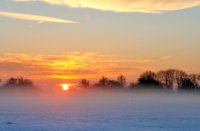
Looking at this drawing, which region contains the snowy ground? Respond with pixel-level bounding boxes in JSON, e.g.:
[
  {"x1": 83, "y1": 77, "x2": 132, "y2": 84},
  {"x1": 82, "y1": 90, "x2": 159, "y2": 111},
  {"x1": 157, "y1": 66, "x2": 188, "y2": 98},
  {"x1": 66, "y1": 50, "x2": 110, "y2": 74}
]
[{"x1": 0, "y1": 90, "x2": 200, "y2": 131}]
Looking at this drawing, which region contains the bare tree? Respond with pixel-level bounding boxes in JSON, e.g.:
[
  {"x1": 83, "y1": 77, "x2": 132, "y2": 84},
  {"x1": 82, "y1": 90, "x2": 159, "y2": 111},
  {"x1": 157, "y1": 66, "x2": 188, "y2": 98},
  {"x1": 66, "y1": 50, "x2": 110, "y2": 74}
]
[
  {"x1": 198, "y1": 74, "x2": 200, "y2": 80},
  {"x1": 175, "y1": 70, "x2": 188, "y2": 88},
  {"x1": 107, "y1": 80, "x2": 121, "y2": 88},
  {"x1": 94, "y1": 76, "x2": 123, "y2": 88},
  {"x1": 117, "y1": 75, "x2": 127, "y2": 88},
  {"x1": 179, "y1": 77, "x2": 196, "y2": 90},
  {"x1": 157, "y1": 69, "x2": 187, "y2": 89},
  {"x1": 138, "y1": 71, "x2": 160, "y2": 87},
  {"x1": 94, "y1": 76, "x2": 109, "y2": 88},
  {"x1": 80, "y1": 79, "x2": 90, "y2": 88},
  {"x1": 4, "y1": 77, "x2": 33, "y2": 87}
]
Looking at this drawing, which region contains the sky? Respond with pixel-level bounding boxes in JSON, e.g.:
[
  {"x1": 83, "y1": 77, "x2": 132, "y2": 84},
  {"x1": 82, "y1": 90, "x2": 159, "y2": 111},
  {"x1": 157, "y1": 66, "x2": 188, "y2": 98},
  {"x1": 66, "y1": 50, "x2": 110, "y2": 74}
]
[{"x1": 0, "y1": 0, "x2": 200, "y2": 86}]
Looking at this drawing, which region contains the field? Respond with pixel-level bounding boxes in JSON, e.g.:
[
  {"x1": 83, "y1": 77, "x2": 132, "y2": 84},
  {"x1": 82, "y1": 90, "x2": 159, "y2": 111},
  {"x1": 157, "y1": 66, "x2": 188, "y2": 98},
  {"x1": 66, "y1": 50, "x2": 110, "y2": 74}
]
[{"x1": 0, "y1": 90, "x2": 200, "y2": 131}]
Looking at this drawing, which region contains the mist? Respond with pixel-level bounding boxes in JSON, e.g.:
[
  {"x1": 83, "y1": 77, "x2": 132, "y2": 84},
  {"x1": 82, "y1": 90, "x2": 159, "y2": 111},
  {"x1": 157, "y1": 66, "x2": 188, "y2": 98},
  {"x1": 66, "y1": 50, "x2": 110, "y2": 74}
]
[{"x1": 1, "y1": 89, "x2": 200, "y2": 131}]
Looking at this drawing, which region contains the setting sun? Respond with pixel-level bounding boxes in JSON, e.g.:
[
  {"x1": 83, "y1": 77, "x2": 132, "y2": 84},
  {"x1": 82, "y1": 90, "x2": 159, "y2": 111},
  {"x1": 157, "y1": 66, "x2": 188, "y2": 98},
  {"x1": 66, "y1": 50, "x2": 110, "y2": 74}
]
[{"x1": 60, "y1": 84, "x2": 70, "y2": 91}]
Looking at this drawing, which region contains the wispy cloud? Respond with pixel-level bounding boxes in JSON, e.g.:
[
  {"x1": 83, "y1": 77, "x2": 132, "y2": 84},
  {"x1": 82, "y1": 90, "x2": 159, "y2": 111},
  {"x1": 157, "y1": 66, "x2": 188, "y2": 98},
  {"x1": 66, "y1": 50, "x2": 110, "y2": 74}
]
[
  {"x1": 0, "y1": 52, "x2": 171, "y2": 81},
  {"x1": 14, "y1": 0, "x2": 200, "y2": 13},
  {"x1": 0, "y1": 52, "x2": 128, "y2": 78},
  {"x1": 0, "y1": 11, "x2": 77, "y2": 23},
  {"x1": 131, "y1": 56, "x2": 171, "y2": 64}
]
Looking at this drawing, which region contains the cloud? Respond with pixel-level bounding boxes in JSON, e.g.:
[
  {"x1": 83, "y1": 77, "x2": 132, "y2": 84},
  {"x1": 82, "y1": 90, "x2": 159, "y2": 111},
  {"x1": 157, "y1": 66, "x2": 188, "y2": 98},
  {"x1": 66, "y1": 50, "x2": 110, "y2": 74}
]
[
  {"x1": 14, "y1": 0, "x2": 200, "y2": 13},
  {"x1": 0, "y1": 52, "x2": 171, "y2": 82},
  {"x1": 131, "y1": 56, "x2": 171, "y2": 64},
  {"x1": 0, "y1": 52, "x2": 124, "y2": 80},
  {"x1": 0, "y1": 11, "x2": 77, "y2": 23}
]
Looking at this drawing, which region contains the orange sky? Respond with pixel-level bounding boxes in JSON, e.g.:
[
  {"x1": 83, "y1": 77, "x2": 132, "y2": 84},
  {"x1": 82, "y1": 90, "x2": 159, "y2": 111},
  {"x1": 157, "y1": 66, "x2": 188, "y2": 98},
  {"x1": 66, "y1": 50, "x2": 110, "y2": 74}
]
[
  {"x1": 0, "y1": 52, "x2": 174, "y2": 85},
  {"x1": 0, "y1": 0, "x2": 200, "y2": 87}
]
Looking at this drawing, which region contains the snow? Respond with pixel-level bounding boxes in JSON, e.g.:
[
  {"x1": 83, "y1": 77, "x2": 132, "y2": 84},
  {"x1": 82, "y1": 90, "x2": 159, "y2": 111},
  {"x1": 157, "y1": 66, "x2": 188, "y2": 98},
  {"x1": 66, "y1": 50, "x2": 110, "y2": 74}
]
[{"x1": 0, "y1": 90, "x2": 200, "y2": 131}]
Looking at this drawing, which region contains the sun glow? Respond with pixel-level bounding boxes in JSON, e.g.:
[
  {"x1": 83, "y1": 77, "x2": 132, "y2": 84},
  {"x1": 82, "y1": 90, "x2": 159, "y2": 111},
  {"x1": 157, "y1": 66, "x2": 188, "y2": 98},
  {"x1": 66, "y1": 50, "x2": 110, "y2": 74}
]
[{"x1": 60, "y1": 84, "x2": 70, "y2": 91}]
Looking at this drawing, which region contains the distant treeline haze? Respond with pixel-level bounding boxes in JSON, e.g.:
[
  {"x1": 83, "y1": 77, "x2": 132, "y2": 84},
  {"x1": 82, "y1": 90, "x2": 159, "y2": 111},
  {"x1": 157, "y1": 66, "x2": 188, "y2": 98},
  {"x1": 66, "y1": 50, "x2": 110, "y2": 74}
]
[
  {"x1": 0, "y1": 77, "x2": 40, "y2": 91},
  {"x1": 79, "y1": 69, "x2": 200, "y2": 90},
  {"x1": 0, "y1": 69, "x2": 200, "y2": 91}
]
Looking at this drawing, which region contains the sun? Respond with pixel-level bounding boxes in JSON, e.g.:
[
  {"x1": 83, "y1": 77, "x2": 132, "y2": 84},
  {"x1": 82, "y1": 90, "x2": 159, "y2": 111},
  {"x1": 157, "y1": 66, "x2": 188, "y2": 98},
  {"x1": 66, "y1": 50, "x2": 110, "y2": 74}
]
[{"x1": 60, "y1": 84, "x2": 70, "y2": 91}]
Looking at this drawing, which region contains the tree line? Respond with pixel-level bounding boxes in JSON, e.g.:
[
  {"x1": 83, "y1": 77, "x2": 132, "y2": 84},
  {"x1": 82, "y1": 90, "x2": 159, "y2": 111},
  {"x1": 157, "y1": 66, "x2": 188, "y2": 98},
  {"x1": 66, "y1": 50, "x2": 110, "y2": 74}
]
[
  {"x1": 0, "y1": 77, "x2": 39, "y2": 91},
  {"x1": 79, "y1": 69, "x2": 200, "y2": 90},
  {"x1": 0, "y1": 69, "x2": 199, "y2": 91}
]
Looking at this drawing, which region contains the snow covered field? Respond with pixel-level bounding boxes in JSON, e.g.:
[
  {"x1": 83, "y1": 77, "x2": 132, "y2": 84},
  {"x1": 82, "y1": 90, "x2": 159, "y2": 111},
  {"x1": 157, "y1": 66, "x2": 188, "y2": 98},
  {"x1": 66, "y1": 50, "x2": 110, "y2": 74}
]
[{"x1": 0, "y1": 90, "x2": 200, "y2": 131}]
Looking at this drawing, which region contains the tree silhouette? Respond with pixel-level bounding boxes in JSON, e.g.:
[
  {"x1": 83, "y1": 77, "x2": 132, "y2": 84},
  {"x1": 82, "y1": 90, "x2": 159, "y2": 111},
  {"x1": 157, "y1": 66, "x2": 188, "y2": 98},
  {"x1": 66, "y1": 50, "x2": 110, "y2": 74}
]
[
  {"x1": 198, "y1": 74, "x2": 200, "y2": 88},
  {"x1": 0, "y1": 77, "x2": 41, "y2": 92},
  {"x1": 198, "y1": 74, "x2": 200, "y2": 80},
  {"x1": 157, "y1": 69, "x2": 175, "y2": 88},
  {"x1": 94, "y1": 76, "x2": 110, "y2": 88},
  {"x1": 79, "y1": 79, "x2": 90, "y2": 88},
  {"x1": 186, "y1": 74, "x2": 198, "y2": 87},
  {"x1": 157, "y1": 69, "x2": 187, "y2": 89},
  {"x1": 117, "y1": 75, "x2": 127, "y2": 88},
  {"x1": 94, "y1": 76, "x2": 124, "y2": 89},
  {"x1": 179, "y1": 77, "x2": 197, "y2": 90},
  {"x1": 138, "y1": 71, "x2": 160, "y2": 87},
  {"x1": 108, "y1": 80, "x2": 121, "y2": 88},
  {"x1": 4, "y1": 77, "x2": 33, "y2": 88}
]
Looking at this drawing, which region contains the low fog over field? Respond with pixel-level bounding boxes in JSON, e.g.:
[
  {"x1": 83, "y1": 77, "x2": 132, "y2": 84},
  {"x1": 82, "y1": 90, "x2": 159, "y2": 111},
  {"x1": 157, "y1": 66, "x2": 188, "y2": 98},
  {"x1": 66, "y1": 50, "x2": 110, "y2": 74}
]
[{"x1": 1, "y1": 90, "x2": 200, "y2": 131}]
